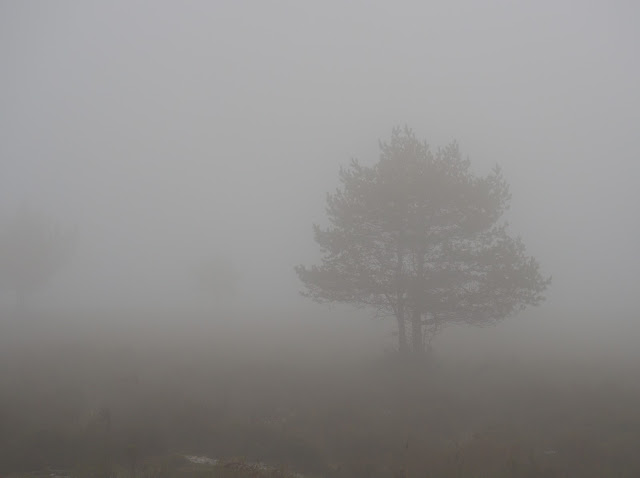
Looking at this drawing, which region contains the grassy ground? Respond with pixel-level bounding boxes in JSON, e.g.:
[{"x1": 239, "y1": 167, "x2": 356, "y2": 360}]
[{"x1": 1, "y1": 310, "x2": 640, "y2": 477}]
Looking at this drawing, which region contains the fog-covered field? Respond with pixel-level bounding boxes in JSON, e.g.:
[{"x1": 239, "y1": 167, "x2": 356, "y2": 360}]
[
  {"x1": 2, "y1": 307, "x2": 639, "y2": 477},
  {"x1": 2, "y1": 1, "x2": 640, "y2": 477}
]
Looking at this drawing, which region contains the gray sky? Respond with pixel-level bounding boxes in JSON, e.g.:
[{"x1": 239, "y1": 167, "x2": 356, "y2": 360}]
[{"x1": 1, "y1": 1, "x2": 639, "y2": 320}]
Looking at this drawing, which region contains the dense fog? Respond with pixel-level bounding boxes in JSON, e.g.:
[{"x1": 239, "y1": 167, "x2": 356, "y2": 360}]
[
  {"x1": 1, "y1": 3, "x2": 640, "y2": 476},
  {"x1": 2, "y1": 1, "x2": 638, "y2": 314}
]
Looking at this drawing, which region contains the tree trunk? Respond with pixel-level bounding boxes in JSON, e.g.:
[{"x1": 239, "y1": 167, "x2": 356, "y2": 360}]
[
  {"x1": 411, "y1": 308, "x2": 423, "y2": 354},
  {"x1": 397, "y1": 312, "x2": 408, "y2": 354},
  {"x1": 395, "y1": 231, "x2": 408, "y2": 354}
]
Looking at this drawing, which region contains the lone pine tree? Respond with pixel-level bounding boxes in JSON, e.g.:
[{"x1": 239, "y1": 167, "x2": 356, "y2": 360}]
[{"x1": 296, "y1": 127, "x2": 550, "y2": 355}]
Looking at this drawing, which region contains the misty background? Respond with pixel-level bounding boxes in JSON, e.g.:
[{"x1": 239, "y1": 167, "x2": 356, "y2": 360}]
[{"x1": 1, "y1": 1, "x2": 639, "y2": 357}]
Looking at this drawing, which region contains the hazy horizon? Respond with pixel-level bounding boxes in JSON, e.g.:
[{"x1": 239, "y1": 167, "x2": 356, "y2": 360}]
[{"x1": 2, "y1": 1, "x2": 639, "y2": 341}]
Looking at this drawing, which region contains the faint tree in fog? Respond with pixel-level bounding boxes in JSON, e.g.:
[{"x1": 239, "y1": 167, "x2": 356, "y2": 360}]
[
  {"x1": 192, "y1": 256, "x2": 237, "y2": 302},
  {"x1": 0, "y1": 205, "x2": 75, "y2": 313},
  {"x1": 296, "y1": 126, "x2": 550, "y2": 355}
]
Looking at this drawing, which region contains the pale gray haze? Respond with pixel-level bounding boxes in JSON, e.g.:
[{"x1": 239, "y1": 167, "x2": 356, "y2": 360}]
[
  {"x1": 3, "y1": 3, "x2": 640, "y2": 476},
  {"x1": 1, "y1": 1, "x2": 639, "y2": 355}
]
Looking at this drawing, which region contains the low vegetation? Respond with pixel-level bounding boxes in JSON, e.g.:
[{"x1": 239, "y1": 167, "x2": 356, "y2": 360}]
[{"x1": 1, "y1": 312, "x2": 639, "y2": 477}]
